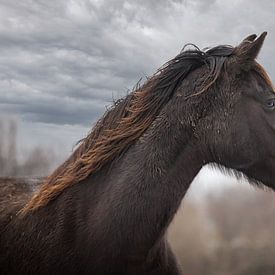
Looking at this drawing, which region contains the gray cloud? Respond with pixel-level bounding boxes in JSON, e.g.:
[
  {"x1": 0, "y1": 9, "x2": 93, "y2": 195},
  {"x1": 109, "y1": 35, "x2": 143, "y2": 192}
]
[{"x1": 0, "y1": 0, "x2": 275, "y2": 151}]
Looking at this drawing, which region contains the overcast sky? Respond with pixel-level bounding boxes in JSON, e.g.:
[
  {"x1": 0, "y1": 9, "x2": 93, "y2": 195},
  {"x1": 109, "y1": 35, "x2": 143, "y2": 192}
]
[{"x1": 0, "y1": 0, "x2": 275, "y2": 184}]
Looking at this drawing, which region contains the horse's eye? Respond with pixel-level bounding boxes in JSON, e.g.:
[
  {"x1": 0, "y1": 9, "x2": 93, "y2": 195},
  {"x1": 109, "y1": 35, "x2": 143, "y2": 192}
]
[{"x1": 265, "y1": 99, "x2": 275, "y2": 110}]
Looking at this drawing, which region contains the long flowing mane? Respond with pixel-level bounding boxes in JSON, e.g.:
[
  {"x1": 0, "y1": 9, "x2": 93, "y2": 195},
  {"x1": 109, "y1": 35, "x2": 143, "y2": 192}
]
[{"x1": 21, "y1": 44, "x2": 236, "y2": 214}]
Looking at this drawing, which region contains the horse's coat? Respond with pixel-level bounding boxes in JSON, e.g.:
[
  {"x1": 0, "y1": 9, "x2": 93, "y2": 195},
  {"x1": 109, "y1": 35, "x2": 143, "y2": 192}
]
[{"x1": 1, "y1": 32, "x2": 275, "y2": 274}]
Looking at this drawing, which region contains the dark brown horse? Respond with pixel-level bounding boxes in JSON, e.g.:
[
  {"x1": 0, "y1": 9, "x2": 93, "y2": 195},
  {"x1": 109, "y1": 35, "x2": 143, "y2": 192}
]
[{"x1": 1, "y1": 32, "x2": 274, "y2": 275}]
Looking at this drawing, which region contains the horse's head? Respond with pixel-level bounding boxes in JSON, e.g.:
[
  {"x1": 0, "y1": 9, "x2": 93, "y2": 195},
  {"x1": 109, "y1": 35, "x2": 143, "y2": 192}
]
[{"x1": 187, "y1": 32, "x2": 275, "y2": 189}]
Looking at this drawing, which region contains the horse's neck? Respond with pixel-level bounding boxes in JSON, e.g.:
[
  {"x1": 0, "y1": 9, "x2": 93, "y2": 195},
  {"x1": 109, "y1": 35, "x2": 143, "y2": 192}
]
[
  {"x1": 25, "y1": 109, "x2": 204, "y2": 265},
  {"x1": 82, "y1": 112, "x2": 205, "y2": 256}
]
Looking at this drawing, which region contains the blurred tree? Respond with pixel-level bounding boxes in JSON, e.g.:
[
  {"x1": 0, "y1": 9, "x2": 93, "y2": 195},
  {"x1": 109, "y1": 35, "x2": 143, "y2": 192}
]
[{"x1": 0, "y1": 117, "x2": 54, "y2": 177}]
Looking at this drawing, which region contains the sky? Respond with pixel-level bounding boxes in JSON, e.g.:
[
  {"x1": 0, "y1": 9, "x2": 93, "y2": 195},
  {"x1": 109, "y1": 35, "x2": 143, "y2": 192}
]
[{"x1": 0, "y1": 0, "x2": 275, "y2": 188}]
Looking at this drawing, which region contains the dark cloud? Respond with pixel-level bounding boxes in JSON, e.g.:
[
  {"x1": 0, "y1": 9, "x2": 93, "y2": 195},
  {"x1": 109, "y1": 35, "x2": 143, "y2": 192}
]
[{"x1": 0, "y1": 0, "x2": 275, "y2": 151}]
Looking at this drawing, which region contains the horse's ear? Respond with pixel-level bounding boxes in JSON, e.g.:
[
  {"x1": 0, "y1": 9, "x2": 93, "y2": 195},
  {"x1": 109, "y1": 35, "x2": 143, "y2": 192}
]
[
  {"x1": 240, "y1": 34, "x2": 257, "y2": 44},
  {"x1": 235, "y1": 32, "x2": 267, "y2": 63}
]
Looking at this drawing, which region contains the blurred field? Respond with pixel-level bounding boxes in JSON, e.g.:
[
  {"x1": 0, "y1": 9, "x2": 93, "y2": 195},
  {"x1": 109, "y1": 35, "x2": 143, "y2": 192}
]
[
  {"x1": 1, "y1": 118, "x2": 275, "y2": 274},
  {"x1": 168, "y1": 185, "x2": 275, "y2": 275}
]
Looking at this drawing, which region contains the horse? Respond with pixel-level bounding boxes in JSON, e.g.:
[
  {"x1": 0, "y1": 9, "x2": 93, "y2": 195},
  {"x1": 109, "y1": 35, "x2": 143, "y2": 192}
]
[{"x1": 0, "y1": 32, "x2": 274, "y2": 275}]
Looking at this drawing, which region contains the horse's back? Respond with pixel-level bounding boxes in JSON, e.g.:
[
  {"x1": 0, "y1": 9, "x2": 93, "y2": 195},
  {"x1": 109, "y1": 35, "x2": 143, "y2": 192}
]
[{"x1": 0, "y1": 177, "x2": 41, "y2": 232}]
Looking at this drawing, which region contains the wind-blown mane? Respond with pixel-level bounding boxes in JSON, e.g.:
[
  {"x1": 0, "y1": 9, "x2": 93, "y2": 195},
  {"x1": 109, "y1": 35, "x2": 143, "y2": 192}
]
[{"x1": 21, "y1": 44, "x2": 235, "y2": 214}]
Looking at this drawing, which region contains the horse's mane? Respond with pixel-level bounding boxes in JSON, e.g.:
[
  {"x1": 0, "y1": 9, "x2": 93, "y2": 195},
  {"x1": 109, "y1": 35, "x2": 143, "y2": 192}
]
[{"x1": 21, "y1": 44, "x2": 235, "y2": 214}]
